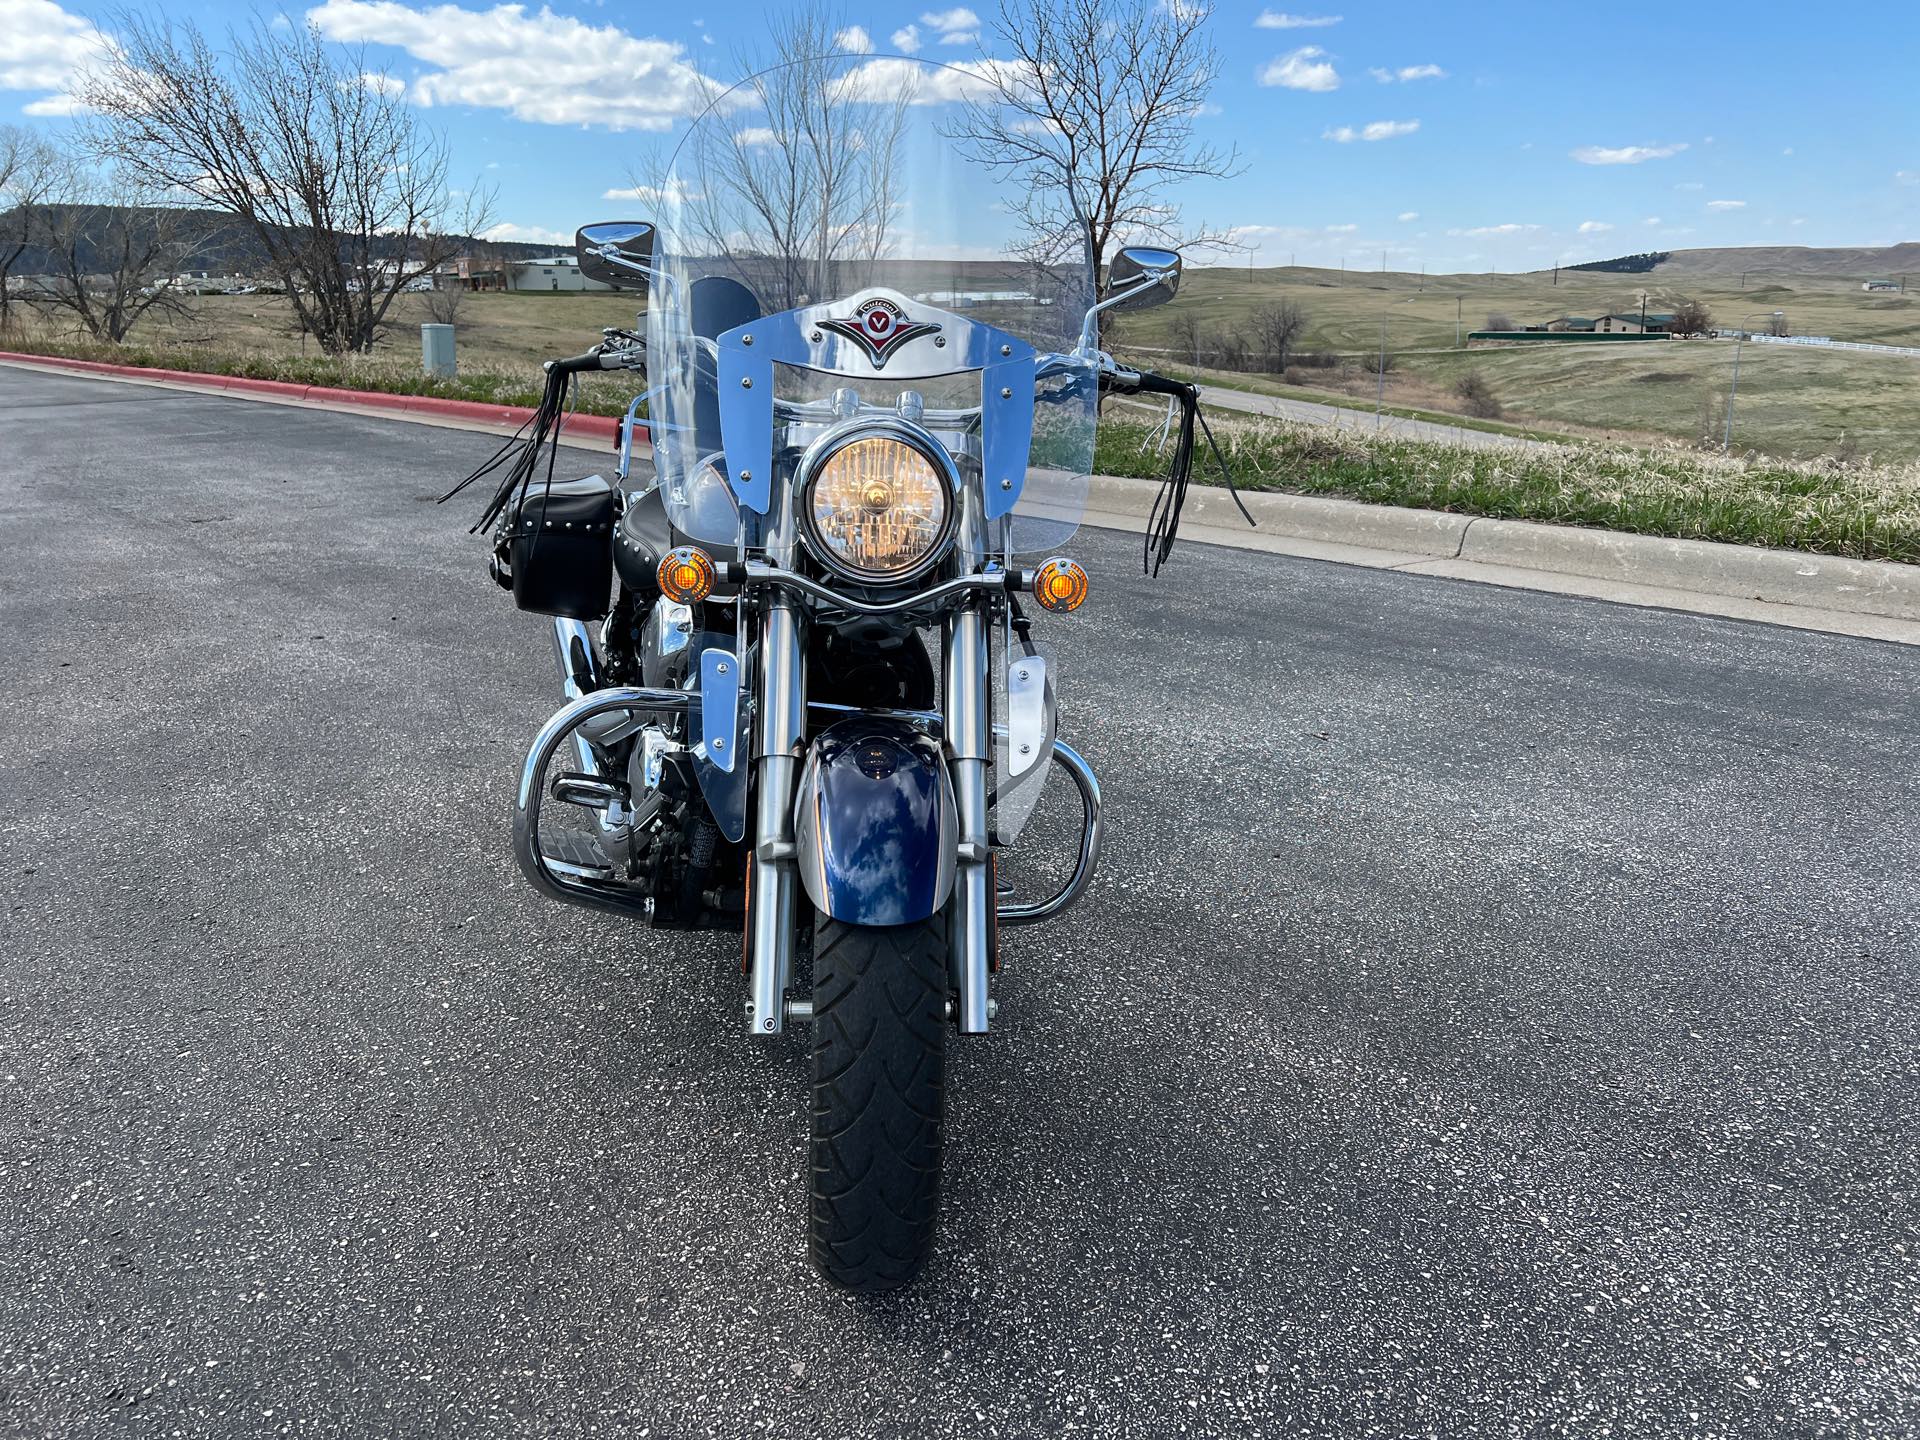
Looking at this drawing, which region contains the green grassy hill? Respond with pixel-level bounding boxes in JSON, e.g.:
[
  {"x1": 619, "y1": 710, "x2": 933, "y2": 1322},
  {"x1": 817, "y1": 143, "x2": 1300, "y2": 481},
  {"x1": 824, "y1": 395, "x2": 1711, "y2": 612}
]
[{"x1": 1117, "y1": 260, "x2": 1919, "y2": 354}]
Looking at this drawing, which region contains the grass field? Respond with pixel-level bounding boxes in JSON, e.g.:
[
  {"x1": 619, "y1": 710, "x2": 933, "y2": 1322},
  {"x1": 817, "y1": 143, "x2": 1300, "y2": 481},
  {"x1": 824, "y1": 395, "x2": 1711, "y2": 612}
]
[
  {"x1": 1118, "y1": 263, "x2": 1920, "y2": 352},
  {"x1": 8, "y1": 293, "x2": 1916, "y2": 563},
  {"x1": 1094, "y1": 417, "x2": 1920, "y2": 565},
  {"x1": 7, "y1": 260, "x2": 1916, "y2": 464},
  {"x1": 1102, "y1": 261, "x2": 1920, "y2": 462}
]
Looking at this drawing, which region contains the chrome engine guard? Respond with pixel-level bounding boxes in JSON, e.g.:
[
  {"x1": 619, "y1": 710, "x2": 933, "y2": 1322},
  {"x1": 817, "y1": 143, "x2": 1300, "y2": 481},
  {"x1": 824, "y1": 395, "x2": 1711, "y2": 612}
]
[{"x1": 513, "y1": 690, "x2": 1103, "y2": 928}]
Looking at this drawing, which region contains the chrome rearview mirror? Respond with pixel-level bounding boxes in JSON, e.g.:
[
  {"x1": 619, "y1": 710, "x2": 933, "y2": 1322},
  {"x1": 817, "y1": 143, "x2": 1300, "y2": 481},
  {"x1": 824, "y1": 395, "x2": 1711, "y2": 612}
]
[
  {"x1": 576, "y1": 221, "x2": 656, "y2": 291},
  {"x1": 1079, "y1": 244, "x2": 1185, "y2": 355},
  {"x1": 1104, "y1": 246, "x2": 1183, "y2": 311}
]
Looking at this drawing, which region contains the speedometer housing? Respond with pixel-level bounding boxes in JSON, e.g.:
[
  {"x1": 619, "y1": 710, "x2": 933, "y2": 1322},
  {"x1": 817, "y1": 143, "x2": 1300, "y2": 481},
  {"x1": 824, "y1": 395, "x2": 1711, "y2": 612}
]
[{"x1": 797, "y1": 418, "x2": 960, "y2": 587}]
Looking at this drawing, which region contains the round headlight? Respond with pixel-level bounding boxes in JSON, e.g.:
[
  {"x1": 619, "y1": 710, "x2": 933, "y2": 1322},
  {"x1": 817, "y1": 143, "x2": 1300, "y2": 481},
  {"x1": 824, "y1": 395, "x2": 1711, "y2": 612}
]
[{"x1": 803, "y1": 428, "x2": 955, "y2": 583}]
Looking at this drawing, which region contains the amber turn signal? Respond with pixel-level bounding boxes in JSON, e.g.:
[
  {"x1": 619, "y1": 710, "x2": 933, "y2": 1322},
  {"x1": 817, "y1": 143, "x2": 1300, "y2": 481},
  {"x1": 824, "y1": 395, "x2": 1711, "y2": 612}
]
[
  {"x1": 1031, "y1": 557, "x2": 1089, "y2": 613},
  {"x1": 658, "y1": 545, "x2": 717, "y2": 603}
]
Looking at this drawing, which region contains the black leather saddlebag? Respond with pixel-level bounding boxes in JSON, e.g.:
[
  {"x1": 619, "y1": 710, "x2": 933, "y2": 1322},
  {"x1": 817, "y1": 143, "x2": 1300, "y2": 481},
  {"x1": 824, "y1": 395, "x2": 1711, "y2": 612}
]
[{"x1": 497, "y1": 473, "x2": 618, "y2": 619}]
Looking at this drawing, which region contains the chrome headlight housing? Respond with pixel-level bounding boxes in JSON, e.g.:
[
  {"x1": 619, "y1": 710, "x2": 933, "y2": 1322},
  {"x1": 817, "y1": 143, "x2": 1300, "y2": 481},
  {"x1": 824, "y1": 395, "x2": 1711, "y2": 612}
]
[{"x1": 799, "y1": 420, "x2": 958, "y2": 585}]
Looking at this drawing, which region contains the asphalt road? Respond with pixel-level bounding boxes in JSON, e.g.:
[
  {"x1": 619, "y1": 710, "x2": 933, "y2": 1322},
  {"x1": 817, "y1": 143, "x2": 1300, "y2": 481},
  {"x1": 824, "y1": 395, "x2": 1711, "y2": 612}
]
[
  {"x1": 1193, "y1": 379, "x2": 1548, "y2": 451},
  {"x1": 2, "y1": 366, "x2": 1917, "y2": 1439}
]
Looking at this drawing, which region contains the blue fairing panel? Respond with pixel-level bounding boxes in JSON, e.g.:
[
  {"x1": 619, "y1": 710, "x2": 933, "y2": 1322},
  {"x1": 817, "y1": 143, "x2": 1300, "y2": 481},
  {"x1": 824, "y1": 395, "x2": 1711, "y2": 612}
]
[{"x1": 793, "y1": 717, "x2": 957, "y2": 926}]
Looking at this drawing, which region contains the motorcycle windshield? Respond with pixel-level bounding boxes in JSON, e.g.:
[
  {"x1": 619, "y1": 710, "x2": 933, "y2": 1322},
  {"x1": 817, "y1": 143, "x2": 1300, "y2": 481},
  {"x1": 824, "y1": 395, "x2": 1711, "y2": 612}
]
[{"x1": 642, "y1": 55, "x2": 1096, "y2": 554}]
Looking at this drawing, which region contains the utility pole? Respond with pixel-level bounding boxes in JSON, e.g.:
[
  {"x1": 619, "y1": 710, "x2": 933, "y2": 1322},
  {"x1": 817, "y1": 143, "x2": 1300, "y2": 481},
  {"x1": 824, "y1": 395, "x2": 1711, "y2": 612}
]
[
  {"x1": 1553, "y1": 264, "x2": 1559, "y2": 287},
  {"x1": 1375, "y1": 321, "x2": 1387, "y2": 429},
  {"x1": 1639, "y1": 291, "x2": 1648, "y2": 330},
  {"x1": 1456, "y1": 295, "x2": 1463, "y2": 347},
  {"x1": 1419, "y1": 262, "x2": 1425, "y2": 292}
]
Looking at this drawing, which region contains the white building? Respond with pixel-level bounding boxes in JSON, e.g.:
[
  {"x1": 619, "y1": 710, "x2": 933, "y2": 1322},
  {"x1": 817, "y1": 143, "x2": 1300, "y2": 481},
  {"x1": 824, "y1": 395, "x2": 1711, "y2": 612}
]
[{"x1": 507, "y1": 256, "x2": 614, "y2": 293}]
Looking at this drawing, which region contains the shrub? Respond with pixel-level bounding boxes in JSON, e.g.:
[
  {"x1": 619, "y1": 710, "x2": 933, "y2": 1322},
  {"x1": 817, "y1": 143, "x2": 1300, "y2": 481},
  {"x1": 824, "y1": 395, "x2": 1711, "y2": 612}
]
[{"x1": 1454, "y1": 369, "x2": 1503, "y2": 419}]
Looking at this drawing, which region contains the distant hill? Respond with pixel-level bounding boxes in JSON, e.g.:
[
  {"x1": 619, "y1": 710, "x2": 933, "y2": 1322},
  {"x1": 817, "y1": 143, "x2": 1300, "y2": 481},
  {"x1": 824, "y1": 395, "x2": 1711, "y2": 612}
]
[
  {"x1": 1570, "y1": 242, "x2": 1920, "y2": 279},
  {"x1": 0, "y1": 204, "x2": 561, "y2": 276},
  {"x1": 1567, "y1": 251, "x2": 1669, "y2": 274}
]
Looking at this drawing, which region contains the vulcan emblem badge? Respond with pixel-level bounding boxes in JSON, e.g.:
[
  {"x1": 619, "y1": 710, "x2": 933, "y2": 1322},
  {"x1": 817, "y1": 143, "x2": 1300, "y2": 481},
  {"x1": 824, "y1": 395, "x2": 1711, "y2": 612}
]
[{"x1": 819, "y1": 296, "x2": 941, "y2": 369}]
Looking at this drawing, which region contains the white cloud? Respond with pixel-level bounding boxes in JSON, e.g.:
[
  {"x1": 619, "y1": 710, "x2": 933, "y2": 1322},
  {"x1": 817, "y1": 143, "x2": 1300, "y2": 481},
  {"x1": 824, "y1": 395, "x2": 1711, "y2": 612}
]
[
  {"x1": 1897, "y1": 170, "x2": 1920, "y2": 186},
  {"x1": 482, "y1": 222, "x2": 569, "y2": 245},
  {"x1": 1259, "y1": 46, "x2": 1339, "y2": 91},
  {"x1": 1397, "y1": 211, "x2": 1418, "y2": 221},
  {"x1": 1673, "y1": 181, "x2": 1704, "y2": 191},
  {"x1": 1368, "y1": 63, "x2": 1445, "y2": 82},
  {"x1": 833, "y1": 25, "x2": 873, "y2": 53},
  {"x1": 890, "y1": 24, "x2": 922, "y2": 53},
  {"x1": 1254, "y1": 10, "x2": 1341, "y2": 26},
  {"x1": 831, "y1": 56, "x2": 1016, "y2": 105},
  {"x1": 604, "y1": 182, "x2": 679, "y2": 204},
  {"x1": 1570, "y1": 142, "x2": 1688, "y2": 165},
  {"x1": 1446, "y1": 223, "x2": 1538, "y2": 237},
  {"x1": 920, "y1": 7, "x2": 980, "y2": 45},
  {"x1": 1324, "y1": 118, "x2": 1418, "y2": 142},
  {"x1": 1324, "y1": 223, "x2": 1357, "y2": 233},
  {"x1": 733, "y1": 126, "x2": 779, "y2": 147},
  {"x1": 359, "y1": 71, "x2": 407, "y2": 97},
  {"x1": 1642, "y1": 216, "x2": 1662, "y2": 226},
  {"x1": 0, "y1": 0, "x2": 111, "y2": 112},
  {"x1": 1706, "y1": 199, "x2": 1746, "y2": 211},
  {"x1": 306, "y1": 0, "x2": 715, "y2": 132},
  {"x1": 1577, "y1": 220, "x2": 1612, "y2": 233}
]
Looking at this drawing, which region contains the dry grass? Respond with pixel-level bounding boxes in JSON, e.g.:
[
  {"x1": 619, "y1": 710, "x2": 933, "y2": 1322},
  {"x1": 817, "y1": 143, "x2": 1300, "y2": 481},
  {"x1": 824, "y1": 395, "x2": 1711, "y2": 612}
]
[{"x1": 1097, "y1": 416, "x2": 1920, "y2": 564}]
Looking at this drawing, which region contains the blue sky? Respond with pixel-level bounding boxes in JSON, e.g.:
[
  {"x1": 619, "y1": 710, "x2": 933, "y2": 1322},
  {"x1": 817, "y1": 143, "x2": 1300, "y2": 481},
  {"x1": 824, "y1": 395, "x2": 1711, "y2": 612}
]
[{"x1": 4, "y1": 0, "x2": 1915, "y2": 272}]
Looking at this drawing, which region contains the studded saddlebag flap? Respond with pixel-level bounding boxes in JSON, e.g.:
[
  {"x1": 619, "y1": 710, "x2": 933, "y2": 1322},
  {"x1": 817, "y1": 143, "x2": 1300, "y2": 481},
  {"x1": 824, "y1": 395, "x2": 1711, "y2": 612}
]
[{"x1": 500, "y1": 473, "x2": 618, "y2": 620}]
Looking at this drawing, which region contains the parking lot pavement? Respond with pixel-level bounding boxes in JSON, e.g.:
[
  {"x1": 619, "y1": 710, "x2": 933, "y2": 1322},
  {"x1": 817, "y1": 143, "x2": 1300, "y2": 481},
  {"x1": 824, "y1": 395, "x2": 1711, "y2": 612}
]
[{"x1": 2, "y1": 365, "x2": 1916, "y2": 1438}]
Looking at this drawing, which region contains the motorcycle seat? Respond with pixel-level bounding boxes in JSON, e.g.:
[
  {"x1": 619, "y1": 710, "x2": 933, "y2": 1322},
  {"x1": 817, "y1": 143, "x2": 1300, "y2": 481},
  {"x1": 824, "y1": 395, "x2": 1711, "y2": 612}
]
[{"x1": 614, "y1": 483, "x2": 741, "y2": 592}]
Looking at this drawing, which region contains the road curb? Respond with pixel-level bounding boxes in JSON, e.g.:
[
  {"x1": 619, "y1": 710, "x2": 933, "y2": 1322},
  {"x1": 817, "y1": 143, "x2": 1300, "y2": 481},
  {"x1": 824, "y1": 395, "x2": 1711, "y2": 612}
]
[
  {"x1": 0, "y1": 350, "x2": 637, "y2": 450},
  {"x1": 1082, "y1": 472, "x2": 1920, "y2": 633},
  {"x1": 5, "y1": 353, "x2": 1912, "y2": 636}
]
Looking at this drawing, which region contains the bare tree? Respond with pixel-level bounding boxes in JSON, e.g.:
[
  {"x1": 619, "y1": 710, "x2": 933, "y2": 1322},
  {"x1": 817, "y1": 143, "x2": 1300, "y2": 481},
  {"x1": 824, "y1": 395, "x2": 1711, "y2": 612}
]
[
  {"x1": 0, "y1": 127, "x2": 65, "y2": 331},
  {"x1": 1485, "y1": 311, "x2": 1516, "y2": 332},
  {"x1": 1250, "y1": 298, "x2": 1308, "y2": 373},
  {"x1": 1669, "y1": 296, "x2": 1713, "y2": 337},
  {"x1": 1166, "y1": 309, "x2": 1205, "y2": 367},
  {"x1": 80, "y1": 16, "x2": 491, "y2": 354},
  {"x1": 1454, "y1": 369, "x2": 1502, "y2": 419},
  {"x1": 422, "y1": 278, "x2": 466, "y2": 326},
  {"x1": 1766, "y1": 312, "x2": 1790, "y2": 337},
  {"x1": 949, "y1": 0, "x2": 1237, "y2": 289},
  {"x1": 651, "y1": 9, "x2": 910, "y2": 311},
  {"x1": 29, "y1": 173, "x2": 200, "y2": 343}
]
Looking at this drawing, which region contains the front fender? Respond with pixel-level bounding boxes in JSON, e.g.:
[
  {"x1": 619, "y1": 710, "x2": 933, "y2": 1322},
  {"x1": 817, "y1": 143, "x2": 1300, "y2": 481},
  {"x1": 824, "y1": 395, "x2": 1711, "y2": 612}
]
[{"x1": 793, "y1": 717, "x2": 957, "y2": 926}]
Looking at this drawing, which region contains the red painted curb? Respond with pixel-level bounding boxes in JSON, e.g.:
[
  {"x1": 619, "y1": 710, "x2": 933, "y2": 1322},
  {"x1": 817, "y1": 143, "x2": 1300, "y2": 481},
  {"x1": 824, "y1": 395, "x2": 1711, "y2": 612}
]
[{"x1": 0, "y1": 350, "x2": 645, "y2": 450}]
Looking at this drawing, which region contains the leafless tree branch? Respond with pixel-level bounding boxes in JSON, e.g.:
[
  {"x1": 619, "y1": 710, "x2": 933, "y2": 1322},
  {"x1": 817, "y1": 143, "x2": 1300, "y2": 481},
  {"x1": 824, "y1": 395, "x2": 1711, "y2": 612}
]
[
  {"x1": 79, "y1": 13, "x2": 494, "y2": 354},
  {"x1": 947, "y1": 0, "x2": 1239, "y2": 292}
]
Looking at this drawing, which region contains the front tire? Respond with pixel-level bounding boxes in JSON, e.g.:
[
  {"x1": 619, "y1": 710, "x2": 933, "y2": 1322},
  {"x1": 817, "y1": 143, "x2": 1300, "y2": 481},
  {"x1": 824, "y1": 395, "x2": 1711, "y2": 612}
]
[{"x1": 809, "y1": 910, "x2": 947, "y2": 1292}]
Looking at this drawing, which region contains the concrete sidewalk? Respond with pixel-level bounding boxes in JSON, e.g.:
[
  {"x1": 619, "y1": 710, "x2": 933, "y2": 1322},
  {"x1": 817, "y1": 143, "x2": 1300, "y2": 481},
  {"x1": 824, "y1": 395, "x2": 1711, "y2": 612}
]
[{"x1": 1082, "y1": 473, "x2": 1920, "y2": 646}]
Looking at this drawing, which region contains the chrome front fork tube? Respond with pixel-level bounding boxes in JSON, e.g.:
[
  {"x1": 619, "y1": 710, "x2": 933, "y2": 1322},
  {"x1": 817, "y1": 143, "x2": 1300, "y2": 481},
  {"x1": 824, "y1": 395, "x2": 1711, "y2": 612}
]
[
  {"x1": 944, "y1": 604, "x2": 993, "y2": 1035},
  {"x1": 746, "y1": 600, "x2": 806, "y2": 1035}
]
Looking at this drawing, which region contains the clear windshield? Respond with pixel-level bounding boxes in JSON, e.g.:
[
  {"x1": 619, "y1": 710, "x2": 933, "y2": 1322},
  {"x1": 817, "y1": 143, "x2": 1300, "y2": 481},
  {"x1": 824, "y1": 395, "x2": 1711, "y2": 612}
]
[{"x1": 640, "y1": 55, "x2": 1096, "y2": 552}]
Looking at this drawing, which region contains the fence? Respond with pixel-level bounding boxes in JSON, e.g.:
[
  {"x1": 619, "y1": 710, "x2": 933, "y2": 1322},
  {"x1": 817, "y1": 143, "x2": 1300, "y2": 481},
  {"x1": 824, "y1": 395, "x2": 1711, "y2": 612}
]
[{"x1": 1744, "y1": 333, "x2": 1920, "y2": 359}]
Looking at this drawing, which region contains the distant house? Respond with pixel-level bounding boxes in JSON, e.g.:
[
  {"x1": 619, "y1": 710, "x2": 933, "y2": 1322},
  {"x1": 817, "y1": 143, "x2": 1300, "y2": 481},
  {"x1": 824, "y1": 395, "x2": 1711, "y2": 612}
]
[
  {"x1": 451, "y1": 255, "x2": 507, "y2": 291},
  {"x1": 1595, "y1": 312, "x2": 1676, "y2": 335},
  {"x1": 1862, "y1": 279, "x2": 1899, "y2": 292},
  {"x1": 1546, "y1": 316, "x2": 1597, "y2": 332},
  {"x1": 507, "y1": 255, "x2": 614, "y2": 293}
]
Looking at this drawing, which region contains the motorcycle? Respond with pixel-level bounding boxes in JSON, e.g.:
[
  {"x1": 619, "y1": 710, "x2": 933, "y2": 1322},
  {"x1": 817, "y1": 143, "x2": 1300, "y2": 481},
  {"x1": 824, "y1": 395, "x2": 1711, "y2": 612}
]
[{"x1": 447, "y1": 56, "x2": 1238, "y2": 1291}]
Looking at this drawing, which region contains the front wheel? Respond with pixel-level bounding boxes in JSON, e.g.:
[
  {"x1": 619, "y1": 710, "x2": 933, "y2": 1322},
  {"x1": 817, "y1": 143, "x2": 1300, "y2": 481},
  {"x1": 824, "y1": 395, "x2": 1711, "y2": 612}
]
[{"x1": 809, "y1": 910, "x2": 948, "y2": 1292}]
